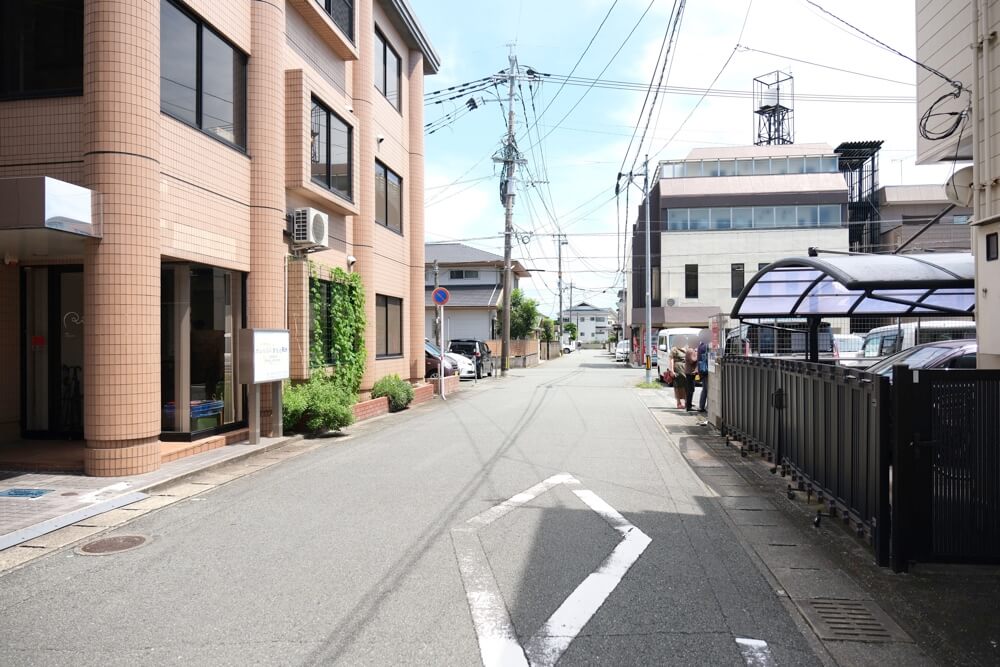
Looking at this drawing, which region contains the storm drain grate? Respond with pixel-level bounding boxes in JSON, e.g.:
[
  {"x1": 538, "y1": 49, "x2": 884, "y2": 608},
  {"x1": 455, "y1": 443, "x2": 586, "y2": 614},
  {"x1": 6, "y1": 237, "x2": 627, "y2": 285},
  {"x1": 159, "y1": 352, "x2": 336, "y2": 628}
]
[
  {"x1": 77, "y1": 535, "x2": 148, "y2": 556},
  {"x1": 797, "y1": 599, "x2": 910, "y2": 642}
]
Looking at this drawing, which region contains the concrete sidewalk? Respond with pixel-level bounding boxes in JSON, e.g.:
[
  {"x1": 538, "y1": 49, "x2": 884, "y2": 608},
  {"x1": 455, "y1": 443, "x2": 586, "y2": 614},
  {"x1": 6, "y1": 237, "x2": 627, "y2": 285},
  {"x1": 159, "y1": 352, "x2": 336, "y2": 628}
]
[
  {"x1": 639, "y1": 388, "x2": 1000, "y2": 667},
  {"x1": 0, "y1": 435, "x2": 297, "y2": 553}
]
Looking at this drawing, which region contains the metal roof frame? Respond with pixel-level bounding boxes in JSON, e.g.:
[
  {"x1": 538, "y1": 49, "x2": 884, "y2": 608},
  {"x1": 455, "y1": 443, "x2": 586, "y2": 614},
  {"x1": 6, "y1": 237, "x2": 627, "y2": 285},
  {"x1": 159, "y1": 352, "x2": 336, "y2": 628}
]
[{"x1": 731, "y1": 252, "x2": 975, "y2": 318}]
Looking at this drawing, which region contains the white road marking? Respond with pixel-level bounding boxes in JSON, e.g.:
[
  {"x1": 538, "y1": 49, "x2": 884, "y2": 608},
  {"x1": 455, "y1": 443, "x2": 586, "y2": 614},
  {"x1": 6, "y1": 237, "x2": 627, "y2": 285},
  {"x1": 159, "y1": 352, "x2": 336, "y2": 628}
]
[
  {"x1": 78, "y1": 482, "x2": 130, "y2": 504},
  {"x1": 453, "y1": 474, "x2": 650, "y2": 667},
  {"x1": 735, "y1": 637, "x2": 775, "y2": 666}
]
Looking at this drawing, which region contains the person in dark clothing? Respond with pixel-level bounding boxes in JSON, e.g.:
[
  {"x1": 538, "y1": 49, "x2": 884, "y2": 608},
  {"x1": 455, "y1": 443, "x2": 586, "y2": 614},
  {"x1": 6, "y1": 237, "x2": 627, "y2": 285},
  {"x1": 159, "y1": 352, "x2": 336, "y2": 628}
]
[
  {"x1": 697, "y1": 330, "x2": 710, "y2": 412},
  {"x1": 683, "y1": 337, "x2": 698, "y2": 411}
]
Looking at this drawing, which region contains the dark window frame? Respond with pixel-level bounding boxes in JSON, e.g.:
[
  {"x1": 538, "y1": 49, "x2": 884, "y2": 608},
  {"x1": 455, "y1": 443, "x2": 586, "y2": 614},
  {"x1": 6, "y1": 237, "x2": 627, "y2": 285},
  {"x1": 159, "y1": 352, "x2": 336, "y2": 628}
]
[
  {"x1": 449, "y1": 270, "x2": 479, "y2": 280},
  {"x1": 160, "y1": 0, "x2": 248, "y2": 151},
  {"x1": 375, "y1": 160, "x2": 403, "y2": 234},
  {"x1": 311, "y1": 96, "x2": 353, "y2": 202},
  {"x1": 0, "y1": 0, "x2": 84, "y2": 101},
  {"x1": 374, "y1": 27, "x2": 402, "y2": 111},
  {"x1": 987, "y1": 232, "x2": 998, "y2": 261},
  {"x1": 731, "y1": 263, "x2": 745, "y2": 298},
  {"x1": 684, "y1": 264, "x2": 698, "y2": 299},
  {"x1": 375, "y1": 294, "x2": 404, "y2": 358},
  {"x1": 314, "y1": 0, "x2": 354, "y2": 41}
]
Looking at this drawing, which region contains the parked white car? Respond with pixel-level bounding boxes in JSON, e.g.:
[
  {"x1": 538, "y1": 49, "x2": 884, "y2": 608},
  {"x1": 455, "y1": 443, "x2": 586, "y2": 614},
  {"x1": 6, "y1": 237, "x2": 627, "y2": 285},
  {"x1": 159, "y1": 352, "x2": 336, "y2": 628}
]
[
  {"x1": 833, "y1": 333, "x2": 864, "y2": 359},
  {"x1": 614, "y1": 340, "x2": 629, "y2": 362},
  {"x1": 446, "y1": 352, "x2": 477, "y2": 380},
  {"x1": 861, "y1": 320, "x2": 976, "y2": 359}
]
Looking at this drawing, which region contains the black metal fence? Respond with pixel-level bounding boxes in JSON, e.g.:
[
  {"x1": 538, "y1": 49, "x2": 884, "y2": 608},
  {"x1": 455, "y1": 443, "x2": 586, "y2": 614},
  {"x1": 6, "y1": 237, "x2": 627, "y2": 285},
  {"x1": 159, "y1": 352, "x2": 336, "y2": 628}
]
[
  {"x1": 893, "y1": 368, "x2": 1000, "y2": 568},
  {"x1": 720, "y1": 356, "x2": 892, "y2": 566}
]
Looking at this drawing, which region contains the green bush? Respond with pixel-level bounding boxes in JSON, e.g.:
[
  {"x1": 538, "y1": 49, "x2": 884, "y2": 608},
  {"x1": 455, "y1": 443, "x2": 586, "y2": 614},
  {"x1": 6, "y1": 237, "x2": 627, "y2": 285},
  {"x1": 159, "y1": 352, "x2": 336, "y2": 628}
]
[
  {"x1": 370, "y1": 374, "x2": 415, "y2": 412},
  {"x1": 283, "y1": 378, "x2": 356, "y2": 435}
]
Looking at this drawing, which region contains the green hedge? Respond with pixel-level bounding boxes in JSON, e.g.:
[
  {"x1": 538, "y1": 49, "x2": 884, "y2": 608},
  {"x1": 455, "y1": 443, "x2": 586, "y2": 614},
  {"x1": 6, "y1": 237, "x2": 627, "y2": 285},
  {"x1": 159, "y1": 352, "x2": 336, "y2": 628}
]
[
  {"x1": 283, "y1": 378, "x2": 356, "y2": 435},
  {"x1": 370, "y1": 374, "x2": 415, "y2": 412}
]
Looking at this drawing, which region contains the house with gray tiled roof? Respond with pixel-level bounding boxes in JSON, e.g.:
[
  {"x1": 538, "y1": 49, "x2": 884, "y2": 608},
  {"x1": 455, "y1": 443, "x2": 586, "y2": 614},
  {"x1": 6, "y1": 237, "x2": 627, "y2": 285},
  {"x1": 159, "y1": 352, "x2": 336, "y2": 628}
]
[{"x1": 425, "y1": 243, "x2": 530, "y2": 343}]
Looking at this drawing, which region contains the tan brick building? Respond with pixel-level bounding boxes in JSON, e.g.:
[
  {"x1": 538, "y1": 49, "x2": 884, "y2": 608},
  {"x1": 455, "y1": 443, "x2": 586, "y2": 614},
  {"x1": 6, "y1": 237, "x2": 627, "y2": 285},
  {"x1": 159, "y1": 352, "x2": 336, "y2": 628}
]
[{"x1": 0, "y1": 0, "x2": 438, "y2": 475}]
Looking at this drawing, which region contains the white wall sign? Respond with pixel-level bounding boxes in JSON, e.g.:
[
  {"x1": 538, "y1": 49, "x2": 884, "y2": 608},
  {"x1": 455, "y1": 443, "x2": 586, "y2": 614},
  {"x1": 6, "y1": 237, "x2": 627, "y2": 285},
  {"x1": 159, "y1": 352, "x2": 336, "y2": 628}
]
[{"x1": 241, "y1": 329, "x2": 290, "y2": 384}]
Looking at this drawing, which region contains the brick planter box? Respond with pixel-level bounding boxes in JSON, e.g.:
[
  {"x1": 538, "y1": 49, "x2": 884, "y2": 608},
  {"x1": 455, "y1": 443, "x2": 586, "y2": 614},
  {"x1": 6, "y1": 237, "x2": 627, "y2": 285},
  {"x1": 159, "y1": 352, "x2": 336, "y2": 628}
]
[
  {"x1": 412, "y1": 383, "x2": 434, "y2": 406},
  {"x1": 433, "y1": 374, "x2": 460, "y2": 396},
  {"x1": 352, "y1": 395, "x2": 389, "y2": 422}
]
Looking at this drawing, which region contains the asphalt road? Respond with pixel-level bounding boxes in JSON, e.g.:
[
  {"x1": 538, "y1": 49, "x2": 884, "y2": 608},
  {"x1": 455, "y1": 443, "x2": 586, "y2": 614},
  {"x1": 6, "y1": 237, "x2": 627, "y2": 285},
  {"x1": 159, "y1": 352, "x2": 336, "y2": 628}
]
[{"x1": 0, "y1": 350, "x2": 825, "y2": 666}]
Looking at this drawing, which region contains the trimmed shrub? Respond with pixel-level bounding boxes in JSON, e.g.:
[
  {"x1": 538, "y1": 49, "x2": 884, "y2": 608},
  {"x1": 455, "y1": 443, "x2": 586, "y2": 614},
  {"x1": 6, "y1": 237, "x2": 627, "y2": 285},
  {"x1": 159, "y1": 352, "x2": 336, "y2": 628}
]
[
  {"x1": 283, "y1": 378, "x2": 356, "y2": 435},
  {"x1": 370, "y1": 374, "x2": 415, "y2": 412}
]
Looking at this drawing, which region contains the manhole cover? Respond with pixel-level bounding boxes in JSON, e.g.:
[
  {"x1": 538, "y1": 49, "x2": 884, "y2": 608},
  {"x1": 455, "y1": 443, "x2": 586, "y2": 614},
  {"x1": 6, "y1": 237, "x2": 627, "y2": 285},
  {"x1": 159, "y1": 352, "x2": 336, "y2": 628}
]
[
  {"x1": 77, "y1": 535, "x2": 148, "y2": 556},
  {"x1": 797, "y1": 599, "x2": 910, "y2": 642}
]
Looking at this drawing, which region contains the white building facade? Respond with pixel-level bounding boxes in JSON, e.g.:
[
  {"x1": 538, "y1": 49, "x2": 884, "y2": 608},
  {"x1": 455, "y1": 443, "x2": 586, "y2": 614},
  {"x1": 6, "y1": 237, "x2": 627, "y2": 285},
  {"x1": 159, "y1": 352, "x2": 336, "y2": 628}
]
[{"x1": 561, "y1": 302, "x2": 617, "y2": 344}]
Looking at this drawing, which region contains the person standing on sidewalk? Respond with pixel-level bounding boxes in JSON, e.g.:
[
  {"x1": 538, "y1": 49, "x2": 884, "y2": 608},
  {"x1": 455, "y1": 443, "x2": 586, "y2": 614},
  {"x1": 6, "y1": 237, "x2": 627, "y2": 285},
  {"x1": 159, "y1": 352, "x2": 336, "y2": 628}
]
[
  {"x1": 669, "y1": 341, "x2": 688, "y2": 409},
  {"x1": 696, "y1": 330, "x2": 710, "y2": 412},
  {"x1": 684, "y1": 337, "x2": 698, "y2": 412}
]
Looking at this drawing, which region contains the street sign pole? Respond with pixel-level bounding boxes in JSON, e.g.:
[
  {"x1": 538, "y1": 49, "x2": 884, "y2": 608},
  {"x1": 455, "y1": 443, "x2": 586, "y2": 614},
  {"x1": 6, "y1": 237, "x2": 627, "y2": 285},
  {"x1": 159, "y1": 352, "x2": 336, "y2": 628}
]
[{"x1": 431, "y1": 287, "x2": 451, "y2": 400}]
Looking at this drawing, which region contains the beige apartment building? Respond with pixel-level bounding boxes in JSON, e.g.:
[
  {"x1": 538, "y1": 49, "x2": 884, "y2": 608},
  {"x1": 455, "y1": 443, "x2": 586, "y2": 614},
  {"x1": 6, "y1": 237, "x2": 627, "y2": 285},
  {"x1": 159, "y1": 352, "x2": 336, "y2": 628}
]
[{"x1": 0, "y1": 0, "x2": 438, "y2": 475}]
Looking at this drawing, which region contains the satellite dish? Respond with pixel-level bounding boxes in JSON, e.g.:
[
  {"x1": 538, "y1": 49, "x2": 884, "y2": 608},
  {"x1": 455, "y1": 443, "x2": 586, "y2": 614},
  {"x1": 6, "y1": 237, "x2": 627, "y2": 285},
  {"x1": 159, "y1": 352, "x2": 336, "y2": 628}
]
[{"x1": 944, "y1": 165, "x2": 974, "y2": 208}]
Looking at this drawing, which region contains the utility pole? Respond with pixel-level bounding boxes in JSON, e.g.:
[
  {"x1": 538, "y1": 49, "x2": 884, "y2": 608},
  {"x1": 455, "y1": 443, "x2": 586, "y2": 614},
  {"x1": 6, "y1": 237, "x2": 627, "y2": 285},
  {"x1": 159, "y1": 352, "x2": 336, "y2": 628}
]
[
  {"x1": 557, "y1": 233, "x2": 566, "y2": 343},
  {"x1": 568, "y1": 281, "x2": 574, "y2": 346},
  {"x1": 497, "y1": 46, "x2": 523, "y2": 378},
  {"x1": 433, "y1": 259, "x2": 440, "y2": 342},
  {"x1": 642, "y1": 154, "x2": 653, "y2": 384}
]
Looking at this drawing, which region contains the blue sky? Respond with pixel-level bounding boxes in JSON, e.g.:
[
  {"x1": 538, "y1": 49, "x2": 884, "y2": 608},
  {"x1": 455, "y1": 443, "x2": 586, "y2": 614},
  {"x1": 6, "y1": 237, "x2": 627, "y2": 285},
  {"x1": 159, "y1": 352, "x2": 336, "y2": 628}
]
[{"x1": 410, "y1": 0, "x2": 955, "y2": 316}]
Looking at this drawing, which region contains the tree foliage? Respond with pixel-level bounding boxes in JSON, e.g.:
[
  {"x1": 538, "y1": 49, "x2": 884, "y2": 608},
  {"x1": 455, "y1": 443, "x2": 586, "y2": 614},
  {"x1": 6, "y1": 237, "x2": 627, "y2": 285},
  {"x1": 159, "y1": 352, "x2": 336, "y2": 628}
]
[
  {"x1": 539, "y1": 318, "x2": 556, "y2": 343},
  {"x1": 564, "y1": 322, "x2": 578, "y2": 341},
  {"x1": 509, "y1": 288, "x2": 540, "y2": 339}
]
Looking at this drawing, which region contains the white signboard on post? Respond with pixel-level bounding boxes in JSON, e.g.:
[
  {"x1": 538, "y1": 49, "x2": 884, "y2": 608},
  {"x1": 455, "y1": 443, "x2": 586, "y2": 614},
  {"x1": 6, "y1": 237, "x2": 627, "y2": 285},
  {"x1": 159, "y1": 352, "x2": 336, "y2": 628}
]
[{"x1": 239, "y1": 329, "x2": 290, "y2": 385}]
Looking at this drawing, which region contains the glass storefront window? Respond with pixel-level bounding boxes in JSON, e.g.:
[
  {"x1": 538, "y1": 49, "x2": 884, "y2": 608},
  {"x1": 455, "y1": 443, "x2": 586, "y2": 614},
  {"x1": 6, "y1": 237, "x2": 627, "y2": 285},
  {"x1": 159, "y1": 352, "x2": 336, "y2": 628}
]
[{"x1": 161, "y1": 263, "x2": 243, "y2": 438}]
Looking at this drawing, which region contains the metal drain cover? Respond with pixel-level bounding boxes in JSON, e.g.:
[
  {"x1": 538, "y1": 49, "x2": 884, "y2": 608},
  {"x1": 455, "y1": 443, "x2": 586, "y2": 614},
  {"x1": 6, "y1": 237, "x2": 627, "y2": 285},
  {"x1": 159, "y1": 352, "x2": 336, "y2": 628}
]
[
  {"x1": 77, "y1": 535, "x2": 148, "y2": 556},
  {"x1": 797, "y1": 599, "x2": 910, "y2": 642}
]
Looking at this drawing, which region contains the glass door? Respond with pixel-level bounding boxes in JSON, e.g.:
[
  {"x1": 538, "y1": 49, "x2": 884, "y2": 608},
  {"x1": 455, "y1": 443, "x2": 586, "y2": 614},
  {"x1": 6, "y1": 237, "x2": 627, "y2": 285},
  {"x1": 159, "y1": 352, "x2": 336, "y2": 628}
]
[{"x1": 23, "y1": 266, "x2": 84, "y2": 438}]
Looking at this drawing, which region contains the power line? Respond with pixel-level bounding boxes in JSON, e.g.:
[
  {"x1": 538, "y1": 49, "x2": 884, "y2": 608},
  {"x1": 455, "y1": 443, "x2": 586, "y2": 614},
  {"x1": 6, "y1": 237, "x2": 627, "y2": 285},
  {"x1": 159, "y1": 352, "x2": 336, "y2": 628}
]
[{"x1": 736, "y1": 45, "x2": 914, "y2": 87}]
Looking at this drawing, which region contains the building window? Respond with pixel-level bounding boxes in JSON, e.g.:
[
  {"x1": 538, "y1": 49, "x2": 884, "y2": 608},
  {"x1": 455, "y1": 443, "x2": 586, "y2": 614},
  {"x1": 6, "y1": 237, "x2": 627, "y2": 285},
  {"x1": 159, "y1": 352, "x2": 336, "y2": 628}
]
[
  {"x1": 375, "y1": 161, "x2": 402, "y2": 233},
  {"x1": 952, "y1": 214, "x2": 971, "y2": 225},
  {"x1": 314, "y1": 0, "x2": 353, "y2": 41},
  {"x1": 310, "y1": 280, "x2": 335, "y2": 366},
  {"x1": 1, "y1": 0, "x2": 83, "y2": 99},
  {"x1": 651, "y1": 267, "x2": 661, "y2": 306},
  {"x1": 987, "y1": 232, "x2": 998, "y2": 261},
  {"x1": 311, "y1": 97, "x2": 353, "y2": 201},
  {"x1": 684, "y1": 264, "x2": 698, "y2": 299},
  {"x1": 449, "y1": 270, "x2": 479, "y2": 279},
  {"x1": 664, "y1": 205, "x2": 842, "y2": 232},
  {"x1": 375, "y1": 294, "x2": 403, "y2": 357},
  {"x1": 161, "y1": 0, "x2": 247, "y2": 148},
  {"x1": 375, "y1": 28, "x2": 401, "y2": 110},
  {"x1": 731, "y1": 263, "x2": 745, "y2": 298},
  {"x1": 758, "y1": 262, "x2": 769, "y2": 271}
]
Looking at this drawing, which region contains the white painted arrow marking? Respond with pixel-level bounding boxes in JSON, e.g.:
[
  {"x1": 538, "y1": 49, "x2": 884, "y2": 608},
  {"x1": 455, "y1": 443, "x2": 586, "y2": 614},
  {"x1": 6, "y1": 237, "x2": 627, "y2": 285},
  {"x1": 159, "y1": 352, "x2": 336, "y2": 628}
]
[
  {"x1": 78, "y1": 482, "x2": 130, "y2": 504},
  {"x1": 452, "y1": 474, "x2": 650, "y2": 667},
  {"x1": 735, "y1": 637, "x2": 775, "y2": 666}
]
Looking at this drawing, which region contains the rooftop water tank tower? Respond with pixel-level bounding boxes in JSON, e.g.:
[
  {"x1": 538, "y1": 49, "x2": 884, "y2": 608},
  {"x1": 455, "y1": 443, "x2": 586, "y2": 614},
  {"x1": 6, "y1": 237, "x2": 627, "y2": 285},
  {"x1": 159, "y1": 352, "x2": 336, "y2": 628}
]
[{"x1": 753, "y1": 71, "x2": 794, "y2": 146}]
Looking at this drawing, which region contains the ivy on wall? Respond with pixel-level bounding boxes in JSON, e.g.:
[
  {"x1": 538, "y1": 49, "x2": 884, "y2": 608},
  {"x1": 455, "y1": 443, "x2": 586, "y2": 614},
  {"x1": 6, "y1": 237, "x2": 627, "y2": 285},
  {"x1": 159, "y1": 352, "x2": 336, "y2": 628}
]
[{"x1": 309, "y1": 262, "x2": 367, "y2": 396}]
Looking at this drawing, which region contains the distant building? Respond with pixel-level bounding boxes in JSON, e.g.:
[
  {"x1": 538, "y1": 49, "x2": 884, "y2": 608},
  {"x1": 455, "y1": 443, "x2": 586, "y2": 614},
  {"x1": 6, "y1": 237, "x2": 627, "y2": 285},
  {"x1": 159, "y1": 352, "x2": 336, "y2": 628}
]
[
  {"x1": 424, "y1": 243, "x2": 529, "y2": 343},
  {"x1": 631, "y1": 143, "x2": 851, "y2": 339},
  {"x1": 561, "y1": 302, "x2": 617, "y2": 344},
  {"x1": 878, "y1": 185, "x2": 972, "y2": 253}
]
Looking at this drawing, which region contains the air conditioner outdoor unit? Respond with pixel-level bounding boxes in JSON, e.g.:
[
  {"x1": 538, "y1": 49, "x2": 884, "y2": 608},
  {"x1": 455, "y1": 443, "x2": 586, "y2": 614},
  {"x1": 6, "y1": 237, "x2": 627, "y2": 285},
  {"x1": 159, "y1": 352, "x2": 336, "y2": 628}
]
[{"x1": 292, "y1": 208, "x2": 329, "y2": 248}]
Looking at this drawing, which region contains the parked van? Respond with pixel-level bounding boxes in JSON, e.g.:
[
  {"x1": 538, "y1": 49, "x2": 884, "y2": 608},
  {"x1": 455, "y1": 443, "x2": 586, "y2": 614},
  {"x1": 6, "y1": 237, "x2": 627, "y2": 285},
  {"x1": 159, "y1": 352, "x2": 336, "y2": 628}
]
[
  {"x1": 655, "y1": 328, "x2": 701, "y2": 382},
  {"x1": 860, "y1": 320, "x2": 976, "y2": 359}
]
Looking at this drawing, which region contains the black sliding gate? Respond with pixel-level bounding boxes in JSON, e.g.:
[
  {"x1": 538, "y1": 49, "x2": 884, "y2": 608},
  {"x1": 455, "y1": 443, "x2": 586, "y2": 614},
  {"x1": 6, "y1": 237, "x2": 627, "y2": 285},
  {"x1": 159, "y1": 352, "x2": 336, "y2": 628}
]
[
  {"x1": 720, "y1": 358, "x2": 1000, "y2": 571},
  {"x1": 893, "y1": 368, "x2": 1000, "y2": 567}
]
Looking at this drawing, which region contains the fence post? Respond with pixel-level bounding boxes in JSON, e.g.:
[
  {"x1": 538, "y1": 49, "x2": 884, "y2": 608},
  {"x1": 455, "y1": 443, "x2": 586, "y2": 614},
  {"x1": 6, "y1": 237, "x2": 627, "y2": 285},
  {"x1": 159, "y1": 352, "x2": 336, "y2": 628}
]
[
  {"x1": 891, "y1": 364, "x2": 912, "y2": 573},
  {"x1": 874, "y1": 374, "x2": 892, "y2": 567}
]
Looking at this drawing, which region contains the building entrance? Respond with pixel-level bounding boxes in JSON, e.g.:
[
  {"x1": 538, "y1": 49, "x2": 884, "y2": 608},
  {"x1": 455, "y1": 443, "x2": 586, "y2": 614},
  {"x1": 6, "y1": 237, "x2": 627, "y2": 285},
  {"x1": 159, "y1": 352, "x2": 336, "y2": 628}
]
[{"x1": 22, "y1": 266, "x2": 84, "y2": 439}]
